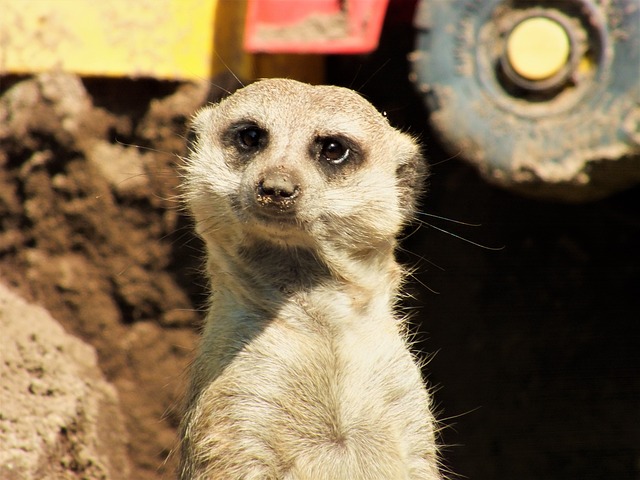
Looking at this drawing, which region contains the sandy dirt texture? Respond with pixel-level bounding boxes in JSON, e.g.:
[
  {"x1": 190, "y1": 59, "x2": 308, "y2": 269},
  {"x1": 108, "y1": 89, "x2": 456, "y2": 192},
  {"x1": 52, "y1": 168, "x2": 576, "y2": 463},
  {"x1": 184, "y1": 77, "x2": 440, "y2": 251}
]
[
  {"x1": 0, "y1": 282, "x2": 129, "y2": 479},
  {"x1": 0, "y1": 72, "x2": 211, "y2": 479}
]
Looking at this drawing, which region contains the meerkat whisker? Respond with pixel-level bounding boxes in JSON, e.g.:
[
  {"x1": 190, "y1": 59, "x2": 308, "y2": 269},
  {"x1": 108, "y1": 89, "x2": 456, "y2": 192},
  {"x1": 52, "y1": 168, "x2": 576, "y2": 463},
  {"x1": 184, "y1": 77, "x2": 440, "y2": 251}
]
[
  {"x1": 416, "y1": 219, "x2": 504, "y2": 251},
  {"x1": 416, "y1": 211, "x2": 482, "y2": 226}
]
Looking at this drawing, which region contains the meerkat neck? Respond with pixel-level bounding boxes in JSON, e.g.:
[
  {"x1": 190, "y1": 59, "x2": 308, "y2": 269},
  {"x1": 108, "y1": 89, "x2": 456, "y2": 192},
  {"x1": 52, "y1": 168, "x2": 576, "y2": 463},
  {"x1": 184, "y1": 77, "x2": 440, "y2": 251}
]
[
  {"x1": 205, "y1": 238, "x2": 403, "y2": 316},
  {"x1": 316, "y1": 241, "x2": 404, "y2": 302}
]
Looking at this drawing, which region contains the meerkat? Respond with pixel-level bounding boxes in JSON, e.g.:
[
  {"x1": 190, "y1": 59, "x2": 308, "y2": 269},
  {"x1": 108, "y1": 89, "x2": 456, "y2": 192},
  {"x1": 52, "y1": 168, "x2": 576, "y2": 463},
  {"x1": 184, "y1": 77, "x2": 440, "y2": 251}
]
[{"x1": 179, "y1": 78, "x2": 440, "y2": 480}]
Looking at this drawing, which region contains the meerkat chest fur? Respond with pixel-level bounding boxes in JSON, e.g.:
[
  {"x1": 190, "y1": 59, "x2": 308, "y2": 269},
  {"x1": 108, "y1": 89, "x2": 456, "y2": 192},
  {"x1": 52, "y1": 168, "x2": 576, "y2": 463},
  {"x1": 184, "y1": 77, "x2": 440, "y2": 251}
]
[{"x1": 180, "y1": 78, "x2": 439, "y2": 479}]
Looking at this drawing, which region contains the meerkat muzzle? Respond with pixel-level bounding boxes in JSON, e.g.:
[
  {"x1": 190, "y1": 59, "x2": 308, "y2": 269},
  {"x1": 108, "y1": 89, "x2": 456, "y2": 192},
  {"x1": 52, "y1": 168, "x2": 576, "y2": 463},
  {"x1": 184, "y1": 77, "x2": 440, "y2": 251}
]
[{"x1": 255, "y1": 167, "x2": 301, "y2": 212}]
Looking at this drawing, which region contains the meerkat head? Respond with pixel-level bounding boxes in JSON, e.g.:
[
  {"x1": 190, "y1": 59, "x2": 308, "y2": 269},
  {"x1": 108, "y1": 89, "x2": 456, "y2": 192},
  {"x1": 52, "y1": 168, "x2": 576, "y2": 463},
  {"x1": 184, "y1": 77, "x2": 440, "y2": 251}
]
[{"x1": 183, "y1": 78, "x2": 426, "y2": 256}]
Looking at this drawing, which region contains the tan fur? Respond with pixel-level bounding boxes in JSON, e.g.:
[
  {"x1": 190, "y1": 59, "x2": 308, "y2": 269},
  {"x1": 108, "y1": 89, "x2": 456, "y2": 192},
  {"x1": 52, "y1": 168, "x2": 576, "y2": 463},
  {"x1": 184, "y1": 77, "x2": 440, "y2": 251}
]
[{"x1": 180, "y1": 78, "x2": 440, "y2": 479}]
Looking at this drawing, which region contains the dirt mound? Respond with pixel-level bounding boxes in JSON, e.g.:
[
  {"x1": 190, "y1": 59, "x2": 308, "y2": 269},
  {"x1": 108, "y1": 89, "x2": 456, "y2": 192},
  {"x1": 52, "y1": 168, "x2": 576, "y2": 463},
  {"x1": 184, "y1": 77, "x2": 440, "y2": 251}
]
[
  {"x1": 0, "y1": 282, "x2": 129, "y2": 479},
  {"x1": 0, "y1": 72, "x2": 211, "y2": 479}
]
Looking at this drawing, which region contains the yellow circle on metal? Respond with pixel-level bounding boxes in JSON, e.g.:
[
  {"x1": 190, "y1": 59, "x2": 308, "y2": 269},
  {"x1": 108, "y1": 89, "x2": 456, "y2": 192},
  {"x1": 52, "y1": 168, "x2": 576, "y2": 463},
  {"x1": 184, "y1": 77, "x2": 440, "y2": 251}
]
[{"x1": 507, "y1": 16, "x2": 571, "y2": 81}]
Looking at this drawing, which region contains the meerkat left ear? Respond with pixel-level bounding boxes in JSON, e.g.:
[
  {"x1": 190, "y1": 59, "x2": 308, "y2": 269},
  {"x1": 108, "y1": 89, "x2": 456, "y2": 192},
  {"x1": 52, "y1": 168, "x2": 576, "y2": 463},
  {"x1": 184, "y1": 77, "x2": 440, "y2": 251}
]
[{"x1": 395, "y1": 134, "x2": 429, "y2": 219}]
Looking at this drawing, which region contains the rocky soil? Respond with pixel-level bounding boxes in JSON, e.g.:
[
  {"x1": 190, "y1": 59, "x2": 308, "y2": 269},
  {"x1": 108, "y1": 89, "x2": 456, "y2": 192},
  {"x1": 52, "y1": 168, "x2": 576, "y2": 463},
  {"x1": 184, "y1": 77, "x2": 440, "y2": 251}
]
[
  {"x1": 1, "y1": 283, "x2": 129, "y2": 479},
  {"x1": 0, "y1": 72, "x2": 211, "y2": 479}
]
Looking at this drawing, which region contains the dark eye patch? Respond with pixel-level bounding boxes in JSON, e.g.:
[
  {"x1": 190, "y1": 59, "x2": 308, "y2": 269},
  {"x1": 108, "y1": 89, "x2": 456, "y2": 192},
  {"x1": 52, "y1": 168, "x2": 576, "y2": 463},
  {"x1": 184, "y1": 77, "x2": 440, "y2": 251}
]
[{"x1": 224, "y1": 121, "x2": 268, "y2": 153}]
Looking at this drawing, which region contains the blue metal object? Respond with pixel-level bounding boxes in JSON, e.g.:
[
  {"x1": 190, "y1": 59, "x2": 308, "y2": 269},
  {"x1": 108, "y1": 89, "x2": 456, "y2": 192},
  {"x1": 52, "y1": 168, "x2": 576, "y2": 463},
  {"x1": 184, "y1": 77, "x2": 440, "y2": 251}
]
[{"x1": 411, "y1": 0, "x2": 640, "y2": 202}]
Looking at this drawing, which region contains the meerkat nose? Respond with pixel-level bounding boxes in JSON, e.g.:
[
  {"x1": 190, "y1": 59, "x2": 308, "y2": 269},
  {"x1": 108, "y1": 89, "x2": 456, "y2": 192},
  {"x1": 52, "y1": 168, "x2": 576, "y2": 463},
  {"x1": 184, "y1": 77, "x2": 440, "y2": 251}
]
[{"x1": 256, "y1": 168, "x2": 301, "y2": 209}]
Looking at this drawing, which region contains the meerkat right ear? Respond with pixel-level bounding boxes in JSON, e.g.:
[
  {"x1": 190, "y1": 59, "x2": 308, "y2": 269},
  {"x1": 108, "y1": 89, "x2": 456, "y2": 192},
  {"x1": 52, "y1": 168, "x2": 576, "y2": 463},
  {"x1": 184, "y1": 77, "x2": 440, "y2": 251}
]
[
  {"x1": 185, "y1": 107, "x2": 215, "y2": 154},
  {"x1": 395, "y1": 135, "x2": 429, "y2": 218}
]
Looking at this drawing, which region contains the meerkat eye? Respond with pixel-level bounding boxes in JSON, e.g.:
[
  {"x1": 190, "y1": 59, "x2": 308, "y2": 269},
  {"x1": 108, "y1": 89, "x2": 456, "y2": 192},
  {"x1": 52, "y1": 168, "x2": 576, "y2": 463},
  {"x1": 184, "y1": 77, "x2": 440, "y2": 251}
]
[
  {"x1": 237, "y1": 125, "x2": 265, "y2": 150},
  {"x1": 320, "y1": 138, "x2": 350, "y2": 164}
]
